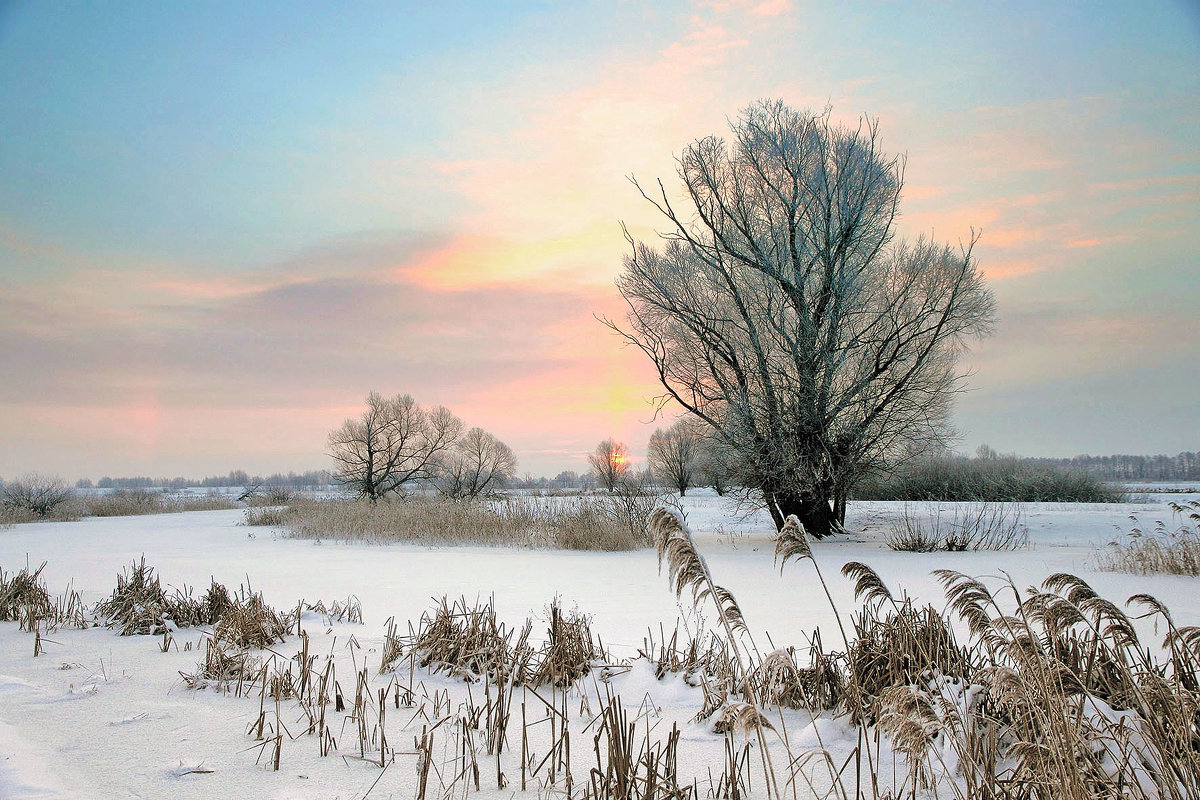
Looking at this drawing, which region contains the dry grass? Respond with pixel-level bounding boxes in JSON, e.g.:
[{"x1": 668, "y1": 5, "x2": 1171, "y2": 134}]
[
  {"x1": 1098, "y1": 501, "x2": 1200, "y2": 576},
  {"x1": 1, "y1": 487, "x2": 236, "y2": 524},
  {"x1": 93, "y1": 558, "x2": 287, "y2": 640},
  {"x1": 283, "y1": 495, "x2": 652, "y2": 551},
  {"x1": 79, "y1": 490, "x2": 237, "y2": 517},
  {"x1": 94, "y1": 558, "x2": 179, "y2": 635}
]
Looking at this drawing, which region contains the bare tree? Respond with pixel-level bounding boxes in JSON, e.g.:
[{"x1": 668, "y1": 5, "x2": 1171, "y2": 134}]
[
  {"x1": 328, "y1": 392, "x2": 463, "y2": 501},
  {"x1": 607, "y1": 100, "x2": 995, "y2": 537},
  {"x1": 647, "y1": 417, "x2": 704, "y2": 495},
  {"x1": 435, "y1": 427, "x2": 518, "y2": 499},
  {"x1": 693, "y1": 427, "x2": 734, "y2": 495},
  {"x1": 588, "y1": 438, "x2": 629, "y2": 492}
]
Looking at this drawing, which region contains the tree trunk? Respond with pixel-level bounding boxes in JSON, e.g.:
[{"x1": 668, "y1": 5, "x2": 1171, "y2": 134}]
[{"x1": 768, "y1": 490, "x2": 836, "y2": 538}]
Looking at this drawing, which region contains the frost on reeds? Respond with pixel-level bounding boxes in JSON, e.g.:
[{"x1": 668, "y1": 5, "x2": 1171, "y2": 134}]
[
  {"x1": 398, "y1": 596, "x2": 531, "y2": 684},
  {"x1": 283, "y1": 495, "x2": 652, "y2": 551},
  {"x1": 179, "y1": 589, "x2": 296, "y2": 691},
  {"x1": 531, "y1": 598, "x2": 603, "y2": 687},
  {"x1": 0, "y1": 562, "x2": 87, "y2": 657},
  {"x1": 1098, "y1": 501, "x2": 1200, "y2": 576},
  {"x1": 639, "y1": 618, "x2": 739, "y2": 687}
]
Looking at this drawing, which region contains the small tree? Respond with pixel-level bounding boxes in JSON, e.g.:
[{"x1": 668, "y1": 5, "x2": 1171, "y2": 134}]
[
  {"x1": 647, "y1": 418, "x2": 704, "y2": 495},
  {"x1": 328, "y1": 392, "x2": 463, "y2": 501},
  {"x1": 692, "y1": 430, "x2": 734, "y2": 495},
  {"x1": 435, "y1": 427, "x2": 517, "y2": 499},
  {"x1": 588, "y1": 438, "x2": 629, "y2": 492},
  {"x1": 1, "y1": 473, "x2": 73, "y2": 519}
]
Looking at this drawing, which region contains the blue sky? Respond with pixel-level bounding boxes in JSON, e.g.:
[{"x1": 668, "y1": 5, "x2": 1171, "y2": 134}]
[{"x1": 0, "y1": 1, "x2": 1197, "y2": 479}]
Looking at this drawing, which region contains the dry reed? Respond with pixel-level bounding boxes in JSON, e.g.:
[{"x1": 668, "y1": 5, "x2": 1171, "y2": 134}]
[{"x1": 1098, "y1": 501, "x2": 1200, "y2": 575}]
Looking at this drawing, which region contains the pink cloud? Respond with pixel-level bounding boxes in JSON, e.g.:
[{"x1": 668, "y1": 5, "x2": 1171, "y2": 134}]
[{"x1": 1065, "y1": 235, "x2": 1133, "y2": 249}]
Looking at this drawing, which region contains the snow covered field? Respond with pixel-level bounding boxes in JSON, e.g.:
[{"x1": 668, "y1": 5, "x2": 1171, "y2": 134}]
[{"x1": 1, "y1": 492, "x2": 1197, "y2": 799}]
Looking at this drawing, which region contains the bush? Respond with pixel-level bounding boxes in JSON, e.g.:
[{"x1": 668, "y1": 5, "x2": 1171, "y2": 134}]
[
  {"x1": 1, "y1": 473, "x2": 75, "y2": 520},
  {"x1": 856, "y1": 455, "x2": 1123, "y2": 503}
]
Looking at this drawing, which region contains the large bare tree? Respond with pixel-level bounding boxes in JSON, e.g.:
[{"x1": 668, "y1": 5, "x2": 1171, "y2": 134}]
[
  {"x1": 328, "y1": 392, "x2": 463, "y2": 501},
  {"x1": 435, "y1": 426, "x2": 518, "y2": 499},
  {"x1": 608, "y1": 100, "x2": 995, "y2": 537}
]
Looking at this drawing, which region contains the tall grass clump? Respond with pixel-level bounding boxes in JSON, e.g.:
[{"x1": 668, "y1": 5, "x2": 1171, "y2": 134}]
[
  {"x1": 94, "y1": 558, "x2": 247, "y2": 634},
  {"x1": 1098, "y1": 501, "x2": 1200, "y2": 576},
  {"x1": 886, "y1": 502, "x2": 1029, "y2": 552},
  {"x1": 242, "y1": 505, "x2": 292, "y2": 527},
  {"x1": 858, "y1": 455, "x2": 1123, "y2": 503},
  {"x1": 0, "y1": 563, "x2": 53, "y2": 626}
]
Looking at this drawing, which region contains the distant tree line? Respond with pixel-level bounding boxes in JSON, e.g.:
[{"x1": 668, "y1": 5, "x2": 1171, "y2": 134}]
[
  {"x1": 1018, "y1": 452, "x2": 1200, "y2": 482},
  {"x1": 71, "y1": 469, "x2": 336, "y2": 491}
]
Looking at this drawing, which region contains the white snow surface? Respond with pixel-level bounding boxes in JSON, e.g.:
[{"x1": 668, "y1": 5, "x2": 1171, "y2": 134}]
[{"x1": 0, "y1": 491, "x2": 1196, "y2": 799}]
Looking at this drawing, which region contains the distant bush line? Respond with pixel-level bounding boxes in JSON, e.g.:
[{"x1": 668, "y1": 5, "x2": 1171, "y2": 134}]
[{"x1": 854, "y1": 456, "x2": 1124, "y2": 503}]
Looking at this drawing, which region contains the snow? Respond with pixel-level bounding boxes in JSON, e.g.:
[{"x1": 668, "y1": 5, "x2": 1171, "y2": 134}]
[{"x1": 0, "y1": 492, "x2": 1196, "y2": 799}]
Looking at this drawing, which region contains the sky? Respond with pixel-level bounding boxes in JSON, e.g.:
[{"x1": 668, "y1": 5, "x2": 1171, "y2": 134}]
[{"x1": 0, "y1": 0, "x2": 1197, "y2": 481}]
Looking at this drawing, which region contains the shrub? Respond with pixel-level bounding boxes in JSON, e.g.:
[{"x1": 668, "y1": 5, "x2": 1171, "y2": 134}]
[{"x1": 1, "y1": 473, "x2": 75, "y2": 520}]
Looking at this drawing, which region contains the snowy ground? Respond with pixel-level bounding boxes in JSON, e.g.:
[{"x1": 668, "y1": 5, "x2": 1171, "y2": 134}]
[{"x1": 1, "y1": 491, "x2": 1197, "y2": 799}]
